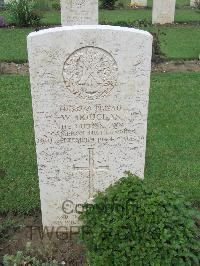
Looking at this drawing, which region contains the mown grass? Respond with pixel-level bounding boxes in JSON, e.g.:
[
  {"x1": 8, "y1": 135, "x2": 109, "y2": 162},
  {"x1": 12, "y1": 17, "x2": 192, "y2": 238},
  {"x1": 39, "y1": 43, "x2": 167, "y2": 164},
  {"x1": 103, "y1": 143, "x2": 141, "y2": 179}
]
[
  {"x1": 0, "y1": 75, "x2": 39, "y2": 214},
  {"x1": 0, "y1": 73, "x2": 200, "y2": 214},
  {"x1": 1, "y1": 8, "x2": 199, "y2": 25},
  {"x1": 0, "y1": 0, "x2": 199, "y2": 62},
  {"x1": 0, "y1": 1, "x2": 199, "y2": 25},
  {"x1": 117, "y1": 0, "x2": 190, "y2": 7},
  {"x1": 100, "y1": 9, "x2": 200, "y2": 24},
  {"x1": 0, "y1": 25, "x2": 199, "y2": 62},
  {"x1": 146, "y1": 72, "x2": 200, "y2": 203},
  {"x1": 150, "y1": 26, "x2": 200, "y2": 60},
  {"x1": 0, "y1": 28, "x2": 33, "y2": 63}
]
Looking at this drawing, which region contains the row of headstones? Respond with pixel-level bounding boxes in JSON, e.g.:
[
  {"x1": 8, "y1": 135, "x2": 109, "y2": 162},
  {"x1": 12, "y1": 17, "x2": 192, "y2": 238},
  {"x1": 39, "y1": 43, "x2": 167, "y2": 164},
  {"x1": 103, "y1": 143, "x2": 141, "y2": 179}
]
[
  {"x1": 60, "y1": 0, "x2": 191, "y2": 26},
  {"x1": 2, "y1": 0, "x2": 198, "y2": 25},
  {"x1": 3, "y1": 0, "x2": 197, "y2": 7},
  {"x1": 133, "y1": 0, "x2": 198, "y2": 24}
]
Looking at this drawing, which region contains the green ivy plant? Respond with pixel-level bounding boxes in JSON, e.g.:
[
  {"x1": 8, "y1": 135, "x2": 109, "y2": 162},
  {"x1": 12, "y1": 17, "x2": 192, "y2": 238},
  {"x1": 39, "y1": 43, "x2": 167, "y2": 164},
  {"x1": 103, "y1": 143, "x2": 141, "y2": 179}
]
[{"x1": 80, "y1": 174, "x2": 200, "y2": 266}]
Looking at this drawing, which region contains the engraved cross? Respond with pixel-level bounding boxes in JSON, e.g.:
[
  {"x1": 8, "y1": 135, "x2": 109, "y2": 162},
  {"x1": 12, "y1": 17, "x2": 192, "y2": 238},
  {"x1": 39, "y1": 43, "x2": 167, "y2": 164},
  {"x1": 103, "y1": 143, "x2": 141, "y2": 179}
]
[{"x1": 73, "y1": 148, "x2": 109, "y2": 198}]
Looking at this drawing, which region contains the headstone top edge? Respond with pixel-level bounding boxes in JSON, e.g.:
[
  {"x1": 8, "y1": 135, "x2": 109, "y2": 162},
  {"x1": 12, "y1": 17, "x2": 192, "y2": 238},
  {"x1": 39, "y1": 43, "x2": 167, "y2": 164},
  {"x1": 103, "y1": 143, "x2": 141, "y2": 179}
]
[{"x1": 27, "y1": 25, "x2": 153, "y2": 40}]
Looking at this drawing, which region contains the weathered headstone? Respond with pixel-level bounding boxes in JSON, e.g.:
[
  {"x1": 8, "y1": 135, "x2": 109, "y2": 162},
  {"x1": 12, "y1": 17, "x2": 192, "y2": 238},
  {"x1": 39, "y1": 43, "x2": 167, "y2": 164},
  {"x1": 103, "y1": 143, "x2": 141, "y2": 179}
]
[
  {"x1": 61, "y1": 0, "x2": 98, "y2": 26},
  {"x1": 131, "y1": 0, "x2": 147, "y2": 7},
  {"x1": 28, "y1": 25, "x2": 152, "y2": 230},
  {"x1": 152, "y1": 0, "x2": 176, "y2": 24}
]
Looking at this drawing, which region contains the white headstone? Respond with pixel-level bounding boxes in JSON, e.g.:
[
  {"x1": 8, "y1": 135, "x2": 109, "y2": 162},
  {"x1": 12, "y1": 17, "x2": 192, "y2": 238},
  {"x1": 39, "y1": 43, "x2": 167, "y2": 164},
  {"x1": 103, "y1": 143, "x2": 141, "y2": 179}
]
[
  {"x1": 28, "y1": 25, "x2": 152, "y2": 230},
  {"x1": 61, "y1": 0, "x2": 98, "y2": 26},
  {"x1": 131, "y1": 0, "x2": 147, "y2": 7},
  {"x1": 190, "y1": 0, "x2": 199, "y2": 6},
  {"x1": 152, "y1": 0, "x2": 176, "y2": 24}
]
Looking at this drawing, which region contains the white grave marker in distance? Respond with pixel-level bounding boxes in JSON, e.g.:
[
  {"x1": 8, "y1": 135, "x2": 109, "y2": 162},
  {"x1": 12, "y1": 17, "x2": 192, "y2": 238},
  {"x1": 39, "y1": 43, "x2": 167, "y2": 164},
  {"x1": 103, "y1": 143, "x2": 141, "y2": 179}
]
[
  {"x1": 131, "y1": 0, "x2": 147, "y2": 7},
  {"x1": 61, "y1": 0, "x2": 98, "y2": 26},
  {"x1": 152, "y1": 0, "x2": 176, "y2": 24}
]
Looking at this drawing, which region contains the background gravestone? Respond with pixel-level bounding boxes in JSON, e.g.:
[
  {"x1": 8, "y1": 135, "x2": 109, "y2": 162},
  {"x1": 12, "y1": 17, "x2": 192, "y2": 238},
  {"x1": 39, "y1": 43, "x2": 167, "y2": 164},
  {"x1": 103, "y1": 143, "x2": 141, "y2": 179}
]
[
  {"x1": 190, "y1": 0, "x2": 199, "y2": 6},
  {"x1": 28, "y1": 25, "x2": 152, "y2": 230},
  {"x1": 131, "y1": 0, "x2": 147, "y2": 7},
  {"x1": 152, "y1": 0, "x2": 176, "y2": 24},
  {"x1": 61, "y1": 0, "x2": 98, "y2": 26}
]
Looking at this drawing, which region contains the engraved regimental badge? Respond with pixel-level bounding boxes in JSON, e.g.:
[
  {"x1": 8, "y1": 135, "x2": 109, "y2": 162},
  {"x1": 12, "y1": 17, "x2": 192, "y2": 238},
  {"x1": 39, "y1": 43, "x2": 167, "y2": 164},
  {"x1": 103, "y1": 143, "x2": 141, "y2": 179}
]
[{"x1": 63, "y1": 47, "x2": 118, "y2": 100}]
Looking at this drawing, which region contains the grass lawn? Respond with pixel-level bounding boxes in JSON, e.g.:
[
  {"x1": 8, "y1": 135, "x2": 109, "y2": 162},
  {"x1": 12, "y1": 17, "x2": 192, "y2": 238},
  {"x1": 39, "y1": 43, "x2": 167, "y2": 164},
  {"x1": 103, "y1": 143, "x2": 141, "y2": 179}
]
[
  {"x1": 37, "y1": 6, "x2": 200, "y2": 24},
  {"x1": 159, "y1": 0, "x2": 189, "y2": 7},
  {"x1": 0, "y1": 3, "x2": 200, "y2": 25},
  {"x1": 150, "y1": 26, "x2": 200, "y2": 60},
  {"x1": 0, "y1": 26, "x2": 199, "y2": 62},
  {"x1": 0, "y1": 75, "x2": 39, "y2": 214},
  {"x1": 0, "y1": 1, "x2": 199, "y2": 62},
  {"x1": 0, "y1": 72, "x2": 200, "y2": 214},
  {"x1": 100, "y1": 9, "x2": 200, "y2": 24},
  {"x1": 118, "y1": 0, "x2": 190, "y2": 7},
  {"x1": 146, "y1": 72, "x2": 200, "y2": 203},
  {"x1": 0, "y1": 28, "x2": 33, "y2": 63},
  {"x1": 41, "y1": 10, "x2": 60, "y2": 25}
]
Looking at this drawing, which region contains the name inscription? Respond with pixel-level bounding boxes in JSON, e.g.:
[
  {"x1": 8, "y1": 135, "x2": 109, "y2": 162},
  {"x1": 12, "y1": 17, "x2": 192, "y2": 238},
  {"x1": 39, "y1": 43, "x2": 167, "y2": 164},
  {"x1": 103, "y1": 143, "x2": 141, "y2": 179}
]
[{"x1": 36, "y1": 104, "x2": 143, "y2": 146}]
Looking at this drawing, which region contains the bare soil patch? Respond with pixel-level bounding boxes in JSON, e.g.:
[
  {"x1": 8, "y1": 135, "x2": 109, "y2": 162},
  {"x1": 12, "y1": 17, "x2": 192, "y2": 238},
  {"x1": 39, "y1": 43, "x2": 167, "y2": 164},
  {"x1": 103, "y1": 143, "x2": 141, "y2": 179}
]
[
  {"x1": 152, "y1": 60, "x2": 200, "y2": 73},
  {"x1": 0, "y1": 214, "x2": 85, "y2": 265},
  {"x1": 0, "y1": 62, "x2": 29, "y2": 75}
]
